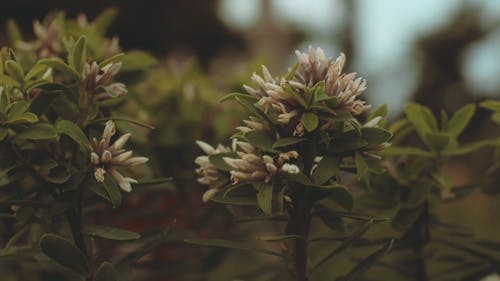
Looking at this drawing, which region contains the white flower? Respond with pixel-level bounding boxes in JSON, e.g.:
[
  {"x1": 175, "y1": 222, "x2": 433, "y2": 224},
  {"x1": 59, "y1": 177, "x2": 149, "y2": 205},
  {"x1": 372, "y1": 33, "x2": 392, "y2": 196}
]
[{"x1": 91, "y1": 120, "x2": 148, "y2": 192}]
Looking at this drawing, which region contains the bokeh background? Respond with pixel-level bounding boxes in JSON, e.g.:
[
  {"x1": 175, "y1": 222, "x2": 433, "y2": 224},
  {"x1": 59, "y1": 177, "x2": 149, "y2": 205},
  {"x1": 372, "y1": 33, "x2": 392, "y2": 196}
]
[{"x1": 1, "y1": 0, "x2": 500, "y2": 280}]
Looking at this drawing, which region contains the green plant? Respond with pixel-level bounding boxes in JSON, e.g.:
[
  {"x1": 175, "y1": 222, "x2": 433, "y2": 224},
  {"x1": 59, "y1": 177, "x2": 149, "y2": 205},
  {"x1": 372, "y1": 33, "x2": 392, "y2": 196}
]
[{"x1": 190, "y1": 47, "x2": 395, "y2": 280}]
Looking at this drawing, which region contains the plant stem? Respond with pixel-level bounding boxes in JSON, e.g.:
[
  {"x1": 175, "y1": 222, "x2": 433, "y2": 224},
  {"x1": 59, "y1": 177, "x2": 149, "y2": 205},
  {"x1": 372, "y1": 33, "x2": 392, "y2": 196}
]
[
  {"x1": 412, "y1": 201, "x2": 430, "y2": 281},
  {"x1": 291, "y1": 194, "x2": 312, "y2": 281}
]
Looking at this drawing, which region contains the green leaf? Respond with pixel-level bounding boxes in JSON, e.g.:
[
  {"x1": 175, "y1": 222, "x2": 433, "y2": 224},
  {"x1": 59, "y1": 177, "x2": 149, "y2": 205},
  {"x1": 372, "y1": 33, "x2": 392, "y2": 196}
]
[
  {"x1": 368, "y1": 104, "x2": 388, "y2": 120},
  {"x1": 4, "y1": 60, "x2": 24, "y2": 82},
  {"x1": 328, "y1": 136, "x2": 368, "y2": 153},
  {"x1": 327, "y1": 187, "x2": 354, "y2": 210},
  {"x1": 313, "y1": 157, "x2": 340, "y2": 185},
  {"x1": 16, "y1": 123, "x2": 57, "y2": 140},
  {"x1": 443, "y1": 138, "x2": 500, "y2": 157},
  {"x1": 337, "y1": 240, "x2": 394, "y2": 281},
  {"x1": 91, "y1": 117, "x2": 155, "y2": 129},
  {"x1": 29, "y1": 90, "x2": 62, "y2": 115},
  {"x1": 361, "y1": 127, "x2": 392, "y2": 146},
  {"x1": 39, "y1": 234, "x2": 89, "y2": 276},
  {"x1": 272, "y1": 137, "x2": 306, "y2": 148},
  {"x1": 210, "y1": 195, "x2": 258, "y2": 206},
  {"x1": 39, "y1": 58, "x2": 81, "y2": 80},
  {"x1": 184, "y1": 238, "x2": 284, "y2": 258},
  {"x1": 424, "y1": 132, "x2": 450, "y2": 151},
  {"x1": 98, "y1": 176, "x2": 122, "y2": 208},
  {"x1": 94, "y1": 262, "x2": 118, "y2": 281},
  {"x1": 208, "y1": 152, "x2": 239, "y2": 171},
  {"x1": 404, "y1": 103, "x2": 438, "y2": 139},
  {"x1": 447, "y1": 104, "x2": 475, "y2": 137},
  {"x1": 256, "y1": 183, "x2": 273, "y2": 215},
  {"x1": 6, "y1": 19, "x2": 23, "y2": 46},
  {"x1": 284, "y1": 62, "x2": 298, "y2": 80},
  {"x1": 245, "y1": 130, "x2": 277, "y2": 152},
  {"x1": 312, "y1": 220, "x2": 374, "y2": 270},
  {"x1": 6, "y1": 100, "x2": 29, "y2": 119},
  {"x1": 355, "y1": 152, "x2": 368, "y2": 180},
  {"x1": 0, "y1": 127, "x2": 7, "y2": 141},
  {"x1": 302, "y1": 112, "x2": 319, "y2": 132},
  {"x1": 479, "y1": 100, "x2": 500, "y2": 111},
  {"x1": 314, "y1": 204, "x2": 344, "y2": 232},
  {"x1": 70, "y1": 36, "x2": 87, "y2": 73},
  {"x1": 219, "y1": 92, "x2": 259, "y2": 103},
  {"x1": 98, "y1": 53, "x2": 125, "y2": 68},
  {"x1": 85, "y1": 226, "x2": 140, "y2": 240},
  {"x1": 56, "y1": 120, "x2": 91, "y2": 151},
  {"x1": 24, "y1": 63, "x2": 49, "y2": 81},
  {"x1": 120, "y1": 50, "x2": 157, "y2": 71},
  {"x1": 385, "y1": 146, "x2": 434, "y2": 158},
  {"x1": 259, "y1": 235, "x2": 301, "y2": 242}
]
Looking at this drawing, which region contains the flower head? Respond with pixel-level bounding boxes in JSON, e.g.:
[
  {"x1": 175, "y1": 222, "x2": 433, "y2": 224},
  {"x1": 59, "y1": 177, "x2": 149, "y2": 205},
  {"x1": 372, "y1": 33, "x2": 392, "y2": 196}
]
[
  {"x1": 223, "y1": 141, "x2": 300, "y2": 184},
  {"x1": 90, "y1": 120, "x2": 148, "y2": 192},
  {"x1": 194, "y1": 140, "x2": 232, "y2": 202},
  {"x1": 294, "y1": 47, "x2": 370, "y2": 115},
  {"x1": 83, "y1": 61, "x2": 127, "y2": 100}
]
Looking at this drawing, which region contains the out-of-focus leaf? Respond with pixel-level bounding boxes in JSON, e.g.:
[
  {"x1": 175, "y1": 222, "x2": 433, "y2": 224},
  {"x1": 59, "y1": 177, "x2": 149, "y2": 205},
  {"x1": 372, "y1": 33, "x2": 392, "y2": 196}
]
[
  {"x1": 85, "y1": 226, "x2": 140, "y2": 240},
  {"x1": 39, "y1": 234, "x2": 89, "y2": 276},
  {"x1": 336, "y1": 240, "x2": 394, "y2": 281},
  {"x1": 385, "y1": 146, "x2": 434, "y2": 158},
  {"x1": 120, "y1": 50, "x2": 157, "y2": 71},
  {"x1": 447, "y1": 104, "x2": 475, "y2": 137},
  {"x1": 184, "y1": 238, "x2": 284, "y2": 258},
  {"x1": 210, "y1": 195, "x2": 258, "y2": 206},
  {"x1": 95, "y1": 261, "x2": 118, "y2": 281},
  {"x1": 312, "y1": 220, "x2": 374, "y2": 270},
  {"x1": 259, "y1": 235, "x2": 301, "y2": 242},
  {"x1": 404, "y1": 103, "x2": 438, "y2": 139}
]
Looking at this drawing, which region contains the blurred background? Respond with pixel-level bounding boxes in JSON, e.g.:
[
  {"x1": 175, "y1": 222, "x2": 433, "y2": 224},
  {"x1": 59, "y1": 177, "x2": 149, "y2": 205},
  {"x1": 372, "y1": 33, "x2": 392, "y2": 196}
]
[
  {"x1": 3, "y1": 0, "x2": 500, "y2": 115},
  {"x1": 1, "y1": 0, "x2": 500, "y2": 280}
]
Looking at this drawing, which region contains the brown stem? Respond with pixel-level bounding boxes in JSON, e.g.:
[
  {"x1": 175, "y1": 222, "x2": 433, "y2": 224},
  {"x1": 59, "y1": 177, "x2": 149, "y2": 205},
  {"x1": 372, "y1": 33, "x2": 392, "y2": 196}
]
[{"x1": 290, "y1": 196, "x2": 312, "y2": 281}]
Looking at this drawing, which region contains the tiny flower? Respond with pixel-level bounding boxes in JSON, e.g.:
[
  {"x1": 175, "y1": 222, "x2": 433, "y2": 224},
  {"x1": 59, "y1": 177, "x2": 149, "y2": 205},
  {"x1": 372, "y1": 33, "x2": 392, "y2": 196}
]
[
  {"x1": 194, "y1": 140, "x2": 230, "y2": 186},
  {"x1": 83, "y1": 61, "x2": 126, "y2": 101},
  {"x1": 90, "y1": 120, "x2": 148, "y2": 192},
  {"x1": 222, "y1": 142, "x2": 299, "y2": 184}
]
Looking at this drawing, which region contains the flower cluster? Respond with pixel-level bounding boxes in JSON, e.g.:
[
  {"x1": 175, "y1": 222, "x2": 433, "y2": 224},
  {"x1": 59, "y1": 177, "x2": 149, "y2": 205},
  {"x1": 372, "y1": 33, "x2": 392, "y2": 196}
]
[
  {"x1": 243, "y1": 47, "x2": 369, "y2": 136},
  {"x1": 18, "y1": 20, "x2": 63, "y2": 58},
  {"x1": 83, "y1": 61, "x2": 127, "y2": 100},
  {"x1": 194, "y1": 139, "x2": 300, "y2": 202},
  {"x1": 91, "y1": 120, "x2": 148, "y2": 192},
  {"x1": 223, "y1": 142, "x2": 300, "y2": 184}
]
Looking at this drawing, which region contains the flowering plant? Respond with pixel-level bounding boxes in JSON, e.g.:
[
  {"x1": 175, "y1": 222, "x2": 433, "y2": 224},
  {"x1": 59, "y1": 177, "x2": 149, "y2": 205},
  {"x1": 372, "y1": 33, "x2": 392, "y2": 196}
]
[
  {"x1": 0, "y1": 13, "x2": 169, "y2": 280},
  {"x1": 191, "y1": 47, "x2": 395, "y2": 280}
]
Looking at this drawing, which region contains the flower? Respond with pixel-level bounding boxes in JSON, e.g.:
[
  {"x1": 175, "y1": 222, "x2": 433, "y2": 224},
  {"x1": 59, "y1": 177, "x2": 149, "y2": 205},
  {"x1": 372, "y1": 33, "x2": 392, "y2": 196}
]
[
  {"x1": 83, "y1": 61, "x2": 127, "y2": 99},
  {"x1": 17, "y1": 20, "x2": 63, "y2": 58},
  {"x1": 242, "y1": 47, "x2": 371, "y2": 137},
  {"x1": 223, "y1": 141, "x2": 300, "y2": 184},
  {"x1": 194, "y1": 140, "x2": 232, "y2": 202},
  {"x1": 90, "y1": 120, "x2": 148, "y2": 192},
  {"x1": 294, "y1": 47, "x2": 370, "y2": 115}
]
